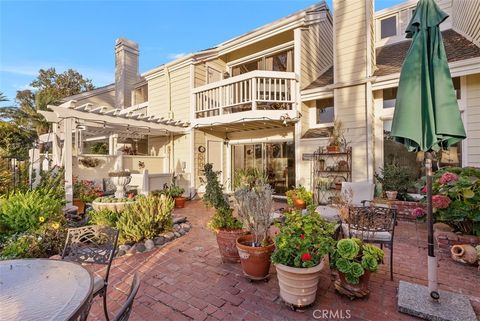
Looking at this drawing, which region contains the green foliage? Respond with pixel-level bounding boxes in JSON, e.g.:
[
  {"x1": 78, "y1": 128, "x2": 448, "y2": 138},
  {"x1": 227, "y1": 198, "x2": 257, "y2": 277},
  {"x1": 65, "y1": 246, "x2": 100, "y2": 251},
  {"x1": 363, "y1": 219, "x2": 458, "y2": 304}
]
[
  {"x1": 168, "y1": 186, "x2": 185, "y2": 198},
  {"x1": 0, "y1": 121, "x2": 37, "y2": 160},
  {"x1": 233, "y1": 168, "x2": 267, "y2": 190},
  {"x1": 89, "y1": 208, "x2": 120, "y2": 227},
  {"x1": 90, "y1": 142, "x2": 108, "y2": 155},
  {"x1": 116, "y1": 194, "x2": 174, "y2": 244},
  {"x1": 73, "y1": 177, "x2": 100, "y2": 202},
  {"x1": 207, "y1": 207, "x2": 243, "y2": 231},
  {"x1": 0, "y1": 189, "x2": 64, "y2": 234},
  {"x1": 375, "y1": 164, "x2": 414, "y2": 196},
  {"x1": 285, "y1": 186, "x2": 314, "y2": 208},
  {"x1": 203, "y1": 163, "x2": 229, "y2": 210},
  {"x1": 330, "y1": 238, "x2": 384, "y2": 285},
  {"x1": 429, "y1": 167, "x2": 480, "y2": 235},
  {"x1": 271, "y1": 209, "x2": 336, "y2": 268},
  {"x1": 36, "y1": 167, "x2": 65, "y2": 200}
]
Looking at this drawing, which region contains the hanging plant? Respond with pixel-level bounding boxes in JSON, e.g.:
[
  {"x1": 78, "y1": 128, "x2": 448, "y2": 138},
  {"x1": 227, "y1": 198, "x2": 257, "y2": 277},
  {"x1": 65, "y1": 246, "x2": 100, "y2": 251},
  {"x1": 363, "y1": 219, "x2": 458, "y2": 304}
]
[{"x1": 79, "y1": 157, "x2": 101, "y2": 168}]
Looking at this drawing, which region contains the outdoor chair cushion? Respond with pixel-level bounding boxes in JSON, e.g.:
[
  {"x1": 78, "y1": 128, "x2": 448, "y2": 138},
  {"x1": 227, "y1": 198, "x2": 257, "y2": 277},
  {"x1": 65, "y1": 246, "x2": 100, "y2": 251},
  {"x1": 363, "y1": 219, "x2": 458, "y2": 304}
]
[
  {"x1": 341, "y1": 182, "x2": 375, "y2": 206},
  {"x1": 315, "y1": 206, "x2": 340, "y2": 222},
  {"x1": 341, "y1": 223, "x2": 392, "y2": 242}
]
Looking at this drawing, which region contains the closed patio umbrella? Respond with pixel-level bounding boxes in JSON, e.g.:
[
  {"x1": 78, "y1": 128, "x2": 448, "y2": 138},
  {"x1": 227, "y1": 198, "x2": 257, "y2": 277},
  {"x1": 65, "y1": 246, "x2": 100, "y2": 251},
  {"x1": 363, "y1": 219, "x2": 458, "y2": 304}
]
[{"x1": 390, "y1": 0, "x2": 466, "y2": 303}]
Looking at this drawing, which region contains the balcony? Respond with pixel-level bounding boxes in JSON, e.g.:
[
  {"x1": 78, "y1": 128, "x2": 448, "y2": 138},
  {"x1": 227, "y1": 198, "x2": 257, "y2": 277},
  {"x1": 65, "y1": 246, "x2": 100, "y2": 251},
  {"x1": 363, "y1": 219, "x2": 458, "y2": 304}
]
[{"x1": 193, "y1": 70, "x2": 296, "y2": 120}]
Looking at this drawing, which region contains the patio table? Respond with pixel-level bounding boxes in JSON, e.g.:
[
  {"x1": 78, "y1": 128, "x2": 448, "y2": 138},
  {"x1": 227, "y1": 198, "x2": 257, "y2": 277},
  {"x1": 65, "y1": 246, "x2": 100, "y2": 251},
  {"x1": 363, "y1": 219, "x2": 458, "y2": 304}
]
[{"x1": 0, "y1": 259, "x2": 93, "y2": 321}]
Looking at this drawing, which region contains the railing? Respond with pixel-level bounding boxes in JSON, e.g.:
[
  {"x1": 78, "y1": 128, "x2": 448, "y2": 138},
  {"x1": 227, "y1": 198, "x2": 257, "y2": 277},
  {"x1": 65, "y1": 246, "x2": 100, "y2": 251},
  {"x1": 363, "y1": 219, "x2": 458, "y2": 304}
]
[{"x1": 192, "y1": 70, "x2": 296, "y2": 119}]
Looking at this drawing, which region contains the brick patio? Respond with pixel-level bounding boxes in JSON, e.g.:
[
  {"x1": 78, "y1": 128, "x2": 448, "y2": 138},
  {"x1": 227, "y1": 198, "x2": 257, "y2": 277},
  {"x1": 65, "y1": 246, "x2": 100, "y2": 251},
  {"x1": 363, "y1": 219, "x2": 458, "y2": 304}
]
[{"x1": 88, "y1": 200, "x2": 480, "y2": 321}]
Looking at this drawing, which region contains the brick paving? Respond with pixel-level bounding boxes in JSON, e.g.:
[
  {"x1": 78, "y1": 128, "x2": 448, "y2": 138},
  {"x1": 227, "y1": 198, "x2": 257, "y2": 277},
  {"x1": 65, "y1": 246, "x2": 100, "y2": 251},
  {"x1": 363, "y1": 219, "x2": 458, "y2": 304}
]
[{"x1": 88, "y1": 200, "x2": 480, "y2": 321}]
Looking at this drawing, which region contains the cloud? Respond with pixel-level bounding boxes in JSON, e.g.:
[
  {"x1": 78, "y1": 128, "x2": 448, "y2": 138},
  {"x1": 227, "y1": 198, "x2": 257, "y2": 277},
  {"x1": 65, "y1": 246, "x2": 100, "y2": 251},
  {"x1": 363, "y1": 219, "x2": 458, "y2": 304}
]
[
  {"x1": 166, "y1": 53, "x2": 187, "y2": 60},
  {"x1": 0, "y1": 65, "x2": 40, "y2": 77},
  {"x1": 17, "y1": 84, "x2": 36, "y2": 91}
]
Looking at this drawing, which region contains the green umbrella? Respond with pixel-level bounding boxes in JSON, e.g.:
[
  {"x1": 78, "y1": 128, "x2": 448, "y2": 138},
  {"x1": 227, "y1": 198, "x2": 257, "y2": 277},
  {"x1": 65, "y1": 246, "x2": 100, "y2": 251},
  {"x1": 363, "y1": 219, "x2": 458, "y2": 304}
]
[{"x1": 390, "y1": 0, "x2": 466, "y2": 300}]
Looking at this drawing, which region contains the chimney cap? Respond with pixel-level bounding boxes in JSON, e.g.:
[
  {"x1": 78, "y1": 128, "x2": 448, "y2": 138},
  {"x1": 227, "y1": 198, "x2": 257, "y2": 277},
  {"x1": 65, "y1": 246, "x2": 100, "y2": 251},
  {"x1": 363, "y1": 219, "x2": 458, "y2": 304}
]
[{"x1": 116, "y1": 38, "x2": 139, "y2": 49}]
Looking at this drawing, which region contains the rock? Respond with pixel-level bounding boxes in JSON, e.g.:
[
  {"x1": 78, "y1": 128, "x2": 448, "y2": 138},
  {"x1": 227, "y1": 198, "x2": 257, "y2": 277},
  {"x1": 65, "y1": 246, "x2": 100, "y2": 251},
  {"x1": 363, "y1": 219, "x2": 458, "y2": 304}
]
[
  {"x1": 136, "y1": 243, "x2": 146, "y2": 253},
  {"x1": 164, "y1": 232, "x2": 175, "y2": 241},
  {"x1": 179, "y1": 229, "x2": 186, "y2": 235},
  {"x1": 173, "y1": 224, "x2": 181, "y2": 231},
  {"x1": 174, "y1": 231, "x2": 181, "y2": 238},
  {"x1": 126, "y1": 246, "x2": 137, "y2": 256},
  {"x1": 154, "y1": 236, "x2": 165, "y2": 246},
  {"x1": 119, "y1": 244, "x2": 131, "y2": 252},
  {"x1": 434, "y1": 223, "x2": 454, "y2": 232},
  {"x1": 180, "y1": 223, "x2": 190, "y2": 231},
  {"x1": 145, "y1": 239, "x2": 155, "y2": 251},
  {"x1": 173, "y1": 216, "x2": 187, "y2": 224},
  {"x1": 117, "y1": 250, "x2": 126, "y2": 257}
]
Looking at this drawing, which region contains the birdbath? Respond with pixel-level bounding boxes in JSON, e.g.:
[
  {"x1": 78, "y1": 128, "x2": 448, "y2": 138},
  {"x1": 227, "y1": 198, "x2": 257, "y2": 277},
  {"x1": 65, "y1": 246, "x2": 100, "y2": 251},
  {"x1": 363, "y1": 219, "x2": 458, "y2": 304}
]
[{"x1": 108, "y1": 171, "x2": 132, "y2": 199}]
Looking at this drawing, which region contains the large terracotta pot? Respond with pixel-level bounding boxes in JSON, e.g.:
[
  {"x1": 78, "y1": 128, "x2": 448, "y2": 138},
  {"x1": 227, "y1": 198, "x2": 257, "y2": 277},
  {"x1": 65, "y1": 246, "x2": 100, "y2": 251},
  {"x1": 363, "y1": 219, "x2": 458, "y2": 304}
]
[
  {"x1": 275, "y1": 256, "x2": 327, "y2": 307},
  {"x1": 334, "y1": 270, "x2": 371, "y2": 299},
  {"x1": 216, "y1": 229, "x2": 246, "y2": 263},
  {"x1": 73, "y1": 198, "x2": 85, "y2": 215},
  {"x1": 174, "y1": 197, "x2": 186, "y2": 208},
  {"x1": 236, "y1": 234, "x2": 275, "y2": 280},
  {"x1": 451, "y1": 244, "x2": 478, "y2": 265},
  {"x1": 293, "y1": 197, "x2": 306, "y2": 210},
  {"x1": 327, "y1": 145, "x2": 340, "y2": 153}
]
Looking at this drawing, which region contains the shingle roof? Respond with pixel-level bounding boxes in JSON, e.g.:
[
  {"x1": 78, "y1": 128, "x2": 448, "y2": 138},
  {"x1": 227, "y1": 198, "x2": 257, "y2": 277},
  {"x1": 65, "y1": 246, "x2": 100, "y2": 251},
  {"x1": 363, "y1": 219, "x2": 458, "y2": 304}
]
[
  {"x1": 302, "y1": 127, "x2": 331, "y2": 139},
  {"x1": 374, "y1": 29, "x2": 480, "y2": 76},
  {"x1": 304, "y1": 67, "x2": 333, "y2": 90}
]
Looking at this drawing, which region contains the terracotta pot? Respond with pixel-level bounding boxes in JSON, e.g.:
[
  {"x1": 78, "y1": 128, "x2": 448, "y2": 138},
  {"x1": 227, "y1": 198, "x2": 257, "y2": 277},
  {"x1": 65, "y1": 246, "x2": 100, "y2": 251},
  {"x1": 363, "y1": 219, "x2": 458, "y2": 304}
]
[
  {"x1": 451, "y1": 244, "x2": 478, "y2": 265},
  {"x1": 385, "y1": 191, "x2": 398, "y2": 201},
  {"x1": 293, "y1": 197, "x2": 306, "y2": 209},
  {"x1": 73, "y1": 198, "x2": 85, "y2": 215},
  {"x1": 215, "y1": 229, "x2": 246, "y2": 263},
  {"x1": 236, "y1": 234, "x2": 275, "y2": 280},
  {"x1": 327, "y1": 145, "x2": 340, "y2": 153},
  {"x1": 174, "y1": 197, "x2": 187, "y2": 208},
  {"x1": 275, "y1": 256, "x2": 327, "y2": 307},
  {"x1": 334, "y1": 270, "x2": 371, "y2": 299}
]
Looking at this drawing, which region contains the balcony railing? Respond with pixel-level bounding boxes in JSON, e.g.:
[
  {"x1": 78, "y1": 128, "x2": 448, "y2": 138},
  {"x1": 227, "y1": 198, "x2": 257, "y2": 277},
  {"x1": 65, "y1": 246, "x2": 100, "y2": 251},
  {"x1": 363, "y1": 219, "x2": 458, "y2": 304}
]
[{"x1": 193, "y1": 70, "x2": 296, "y2": 119}]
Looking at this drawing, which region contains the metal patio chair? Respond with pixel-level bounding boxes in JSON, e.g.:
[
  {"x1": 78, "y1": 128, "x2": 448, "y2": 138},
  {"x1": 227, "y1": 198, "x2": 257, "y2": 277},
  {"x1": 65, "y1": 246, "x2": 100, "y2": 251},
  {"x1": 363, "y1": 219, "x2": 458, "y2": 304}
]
[
  {"x1": 62, "y1": 225, "x2": 119, "y2": 321},
  {"x1": 112, "y1": 273, "x2": 141, "y2": 321}
]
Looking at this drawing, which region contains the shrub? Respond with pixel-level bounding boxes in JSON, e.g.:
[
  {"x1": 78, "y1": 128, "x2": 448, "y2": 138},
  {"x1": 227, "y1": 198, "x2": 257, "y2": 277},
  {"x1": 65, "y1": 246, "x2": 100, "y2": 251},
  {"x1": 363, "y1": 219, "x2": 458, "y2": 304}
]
[
  {"x1": 286, "y1": 186, "x2": 313, "y2": 208},
  {"x1": 375, "y1": 164, "x2": 414, "y2": 198},
  {"x1": 89, "y1": 208, "x2": 120, "y2": 227},
  {"x1": 116, "y1": 194, "x2": 174, "y2": 244},
  {"x1": 36, "y1": 166, "x2": 65, "y2": 200},
  {"x1": 0, "y1": 189, "x2": 64, "y2": 234},
  {"x1": 330, "y1": 238, "x2": 384, "y2": 285},
  {"x1": 208, "y1": 207, "x2": 243, "y2": 231},
  {"x1": 271, "y1": 209, "x2": 335, "y2": 268}
]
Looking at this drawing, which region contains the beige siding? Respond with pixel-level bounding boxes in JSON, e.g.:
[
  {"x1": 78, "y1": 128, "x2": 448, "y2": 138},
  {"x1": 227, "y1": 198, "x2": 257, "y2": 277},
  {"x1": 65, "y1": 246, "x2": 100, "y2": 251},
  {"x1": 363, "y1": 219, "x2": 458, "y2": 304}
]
[
  {"x1": 452, "y1": 0, "x2": 480, "y2": 46},
  {"x1": 300, "y1": 19, "x2": 333, "y2": 89},
  {"x1": 194, "y1": 64, "x2": 206, "y2": 87},
  {"x1": 75, "y1": 89, "x2": 116, "y2": 108},
  {"x1": 173, "y1": 134, "x2": 192, "y2": 187},
  {"x1": 148, "y1": 136, "x2": 169, "y2": 157},
  {"x1": 169, "y1": 65, "x2": 191, "y2": 121},
  {"x1": 147, "y1": 73, "x2": 169, "y2": 118},
  {"x1": 466, "y1": 74, "x2": 480, "y2": 166}
]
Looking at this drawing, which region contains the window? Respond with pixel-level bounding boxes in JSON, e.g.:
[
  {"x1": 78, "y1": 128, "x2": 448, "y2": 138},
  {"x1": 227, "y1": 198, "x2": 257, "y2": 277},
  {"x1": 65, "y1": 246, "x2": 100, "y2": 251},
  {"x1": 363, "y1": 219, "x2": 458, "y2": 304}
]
[
  {"x1": 207, "y1": 67, "x2": 222, "y2": 84},
  {"x1": 383, "y1": 87, "x2": 397, "y2": 109},
  {"x1": 452, "y1": 77, "x2": 461, "y2": 99},
  {"x1": 231, "y1": 49, "x2": 294, "y2": 76},
  {"x1": 316, "y1": 98, "x2": 334, "y2": 124},
  {"x1": 380, "y1": 16, "x2": 397, "y2": 39}
]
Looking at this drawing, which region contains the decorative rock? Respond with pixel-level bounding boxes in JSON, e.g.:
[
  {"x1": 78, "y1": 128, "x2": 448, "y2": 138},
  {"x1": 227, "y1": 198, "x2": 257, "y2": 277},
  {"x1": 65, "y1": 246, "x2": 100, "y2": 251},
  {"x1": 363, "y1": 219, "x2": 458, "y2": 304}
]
[
  {"x1": 154, "y1": 236, "x2": 165, "y2": 246},
  {"x1": 180, "y1": 223, "x2": 190, "y2": 231},
  {"x1": 174, "y1": 232, "x2": 181, "y2": 238},
  {"x1": 179, "y1": 229, "x2": 186, "y2": 236},
  {"x1": 119, "y1": 244, "x2": 131, "y2": 252},
  {"x1": 145, "y1": 239, "x2": 155, "y2": 251},
  {"x1": 117, "y1": 250, "x2": 126, "y2": 257},
  {"x1": 173, "y1": 216, "x2": 187, "y2": 224},
  {"x1": 164, "y1": 232, "x2": 175, "y2": 241},
  {"x1": 136, "y1": 243, "x2": 146, "y2": 253},
  {"x1": 126, "y1": 246, "x2": 137, "y2": 256},
  {"x1": 173, "y1": 224, "x2": 181, "y2": 231},
  {"x1": 434, "y1": 222, "x2": 454, "y2": 232}
]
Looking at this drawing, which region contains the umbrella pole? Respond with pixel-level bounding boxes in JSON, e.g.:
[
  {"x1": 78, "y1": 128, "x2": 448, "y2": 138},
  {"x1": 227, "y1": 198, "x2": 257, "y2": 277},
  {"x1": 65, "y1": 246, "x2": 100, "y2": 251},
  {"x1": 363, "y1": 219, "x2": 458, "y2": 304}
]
[{"x1": 425, "y1": 152, "x2": 439, "y2": 300}]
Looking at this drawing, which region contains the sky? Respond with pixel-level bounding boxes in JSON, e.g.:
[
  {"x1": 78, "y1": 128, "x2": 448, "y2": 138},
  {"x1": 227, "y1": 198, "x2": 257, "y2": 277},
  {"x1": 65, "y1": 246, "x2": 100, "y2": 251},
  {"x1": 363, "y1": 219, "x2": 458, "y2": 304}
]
[{"x1": 0, "y1": 0, "x2": 406, "y2": 105}]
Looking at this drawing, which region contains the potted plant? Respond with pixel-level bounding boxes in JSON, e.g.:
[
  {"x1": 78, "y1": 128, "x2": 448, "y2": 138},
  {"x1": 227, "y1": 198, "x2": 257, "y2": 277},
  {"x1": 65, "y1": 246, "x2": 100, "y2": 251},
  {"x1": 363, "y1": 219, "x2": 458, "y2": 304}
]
[
  {"x1": 203, "y1": 163, "x2": 245, "y2": 263},
  {"x1": 330, "y1": 238, "x2": 384, "y2": 299},
  {"x1": 374, "y1": 164, "x2": 413, "y2": 201},
  {"x1": 169, "y1": 185, "x2": 186, "y2": 208},
  {"x1": 234, "y1": 175, "x2": 275, "y2": 280},
  {"x1": 73, "y1": 177, "x2": 100, "y2": 214},
  {"x1": 327, "y1": 119, "x2": 345, "y2": 153},
  {"x1": 286, "y1": 186, "x2": 313, "y2": 210},
  {"x1": 271, "y1": 209, "x2": 335, "y2": 308}
]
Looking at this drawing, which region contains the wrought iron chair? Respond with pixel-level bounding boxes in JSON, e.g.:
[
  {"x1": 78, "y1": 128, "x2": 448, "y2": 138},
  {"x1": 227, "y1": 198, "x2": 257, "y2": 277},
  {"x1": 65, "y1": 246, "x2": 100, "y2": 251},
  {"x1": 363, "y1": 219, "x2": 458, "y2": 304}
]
[
  {"x1": 342, "y1": 206, "x2": 397, "y2": 280},
  {"x1": 62, "y1": 225, "x2": 119, "y2": 321},
  {"x1": 112, "y1": 273, "x2": 141, "y2": 321}
]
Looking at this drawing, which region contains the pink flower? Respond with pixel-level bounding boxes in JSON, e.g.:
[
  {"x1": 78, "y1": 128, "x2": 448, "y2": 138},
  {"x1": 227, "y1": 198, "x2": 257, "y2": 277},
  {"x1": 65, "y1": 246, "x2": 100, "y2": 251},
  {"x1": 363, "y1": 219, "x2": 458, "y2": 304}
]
[
  {"x1": 432, "y1": 195, "x2": 451, "y2": 209},
  {"x1": 412, "y1": 207, "x2": 426, "y2": 218},
  {"x1": 300, "y1": 234, "x2": 305, "y2": 240},
  {"x1": 301, "y1": 253, "x2": 312, "y2": 261},
  {"x1": 421, "y1": 186, "x2": 427, "y2": 193},
  {"x1": 438, "y1": 172, "x2": 459, "y2": 185}
]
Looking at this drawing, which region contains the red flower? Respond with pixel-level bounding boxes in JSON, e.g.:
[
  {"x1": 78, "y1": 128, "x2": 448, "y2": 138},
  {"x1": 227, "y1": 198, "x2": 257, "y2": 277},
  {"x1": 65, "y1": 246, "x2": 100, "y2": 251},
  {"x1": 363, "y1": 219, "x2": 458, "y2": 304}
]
[
  {"x1": 439, "y1": 172, "x2": 458, "y2": 185},
  {"x1": 300, "y1": 234, "x2": 305, "y2": 240},
  {"x1": 301, "y1": 253, "x2": 312, "y2": 261},
  {"x1": 432, "y1": 195, "x2": 451, "y2": 209}
]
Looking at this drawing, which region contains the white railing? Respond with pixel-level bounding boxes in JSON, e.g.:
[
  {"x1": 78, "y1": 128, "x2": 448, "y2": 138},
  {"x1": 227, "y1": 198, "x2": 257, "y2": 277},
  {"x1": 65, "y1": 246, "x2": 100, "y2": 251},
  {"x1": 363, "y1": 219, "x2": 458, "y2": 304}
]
[{"x1": 192, "y1": 70, "x2": 296, "y2": 119}]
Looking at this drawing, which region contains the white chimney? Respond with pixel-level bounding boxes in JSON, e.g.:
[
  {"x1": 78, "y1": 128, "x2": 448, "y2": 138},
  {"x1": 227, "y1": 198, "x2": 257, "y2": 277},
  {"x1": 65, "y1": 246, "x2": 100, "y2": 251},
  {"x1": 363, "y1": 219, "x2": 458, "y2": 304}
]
[{"x1": 115, "y1": 38, "x2": 140, "y2": 109}]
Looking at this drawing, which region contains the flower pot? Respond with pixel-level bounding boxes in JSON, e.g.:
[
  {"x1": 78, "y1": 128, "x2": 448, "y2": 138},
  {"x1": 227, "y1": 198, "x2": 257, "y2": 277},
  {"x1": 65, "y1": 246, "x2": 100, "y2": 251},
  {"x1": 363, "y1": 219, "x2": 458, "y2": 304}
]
[
  {"x1": 236, "y1": 234, "x2": 275, "y2": 280},
  {"x1": 174, "y1": 196, "x2": 186, "y2": 208},
  {"x1": 215, "y1": 229, "x2": 246, "y2": 263},
  {"x1": 451, "y1": 244, "x2": 478, "y2": 265},
  {"x1": 385, "y1": 191, "x2": 398, "y2": 201},
  {"x1": 333, "y1": 270, "x2": 371, "y2": 299},
  {"x1": 111, "y1": 175, "x2": 132, "y2": 198},
  {"x1": 327, "y1": 145, "x2": 340, "y2": 153},
  {"x1": 73, "y1": 198, "x2": 85, "y2": 215},
  {"x1": 275, "y1": 256, "x2": 327, "y2": 308},
  {"x1": 292, "y1": 196, "x2": 306, "y2": 209}
]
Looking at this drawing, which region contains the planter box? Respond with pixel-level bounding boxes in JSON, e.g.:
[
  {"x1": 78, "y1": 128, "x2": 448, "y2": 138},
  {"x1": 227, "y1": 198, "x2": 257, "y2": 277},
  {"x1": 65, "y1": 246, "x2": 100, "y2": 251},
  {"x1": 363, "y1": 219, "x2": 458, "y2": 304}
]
[
  {"x1": 434, "y1": 224, "x2": 480, "y2": 250},
  {"x1": 387, "y1": 200, "x2": 426, "y2": 222}
]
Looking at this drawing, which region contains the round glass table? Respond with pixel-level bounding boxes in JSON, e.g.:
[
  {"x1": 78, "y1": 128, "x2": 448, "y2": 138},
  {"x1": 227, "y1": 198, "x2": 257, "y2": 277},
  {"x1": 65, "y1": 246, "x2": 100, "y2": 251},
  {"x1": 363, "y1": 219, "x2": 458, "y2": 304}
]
[{"x1": 0, "y1": 259, "x2": 93, "y2": 321}]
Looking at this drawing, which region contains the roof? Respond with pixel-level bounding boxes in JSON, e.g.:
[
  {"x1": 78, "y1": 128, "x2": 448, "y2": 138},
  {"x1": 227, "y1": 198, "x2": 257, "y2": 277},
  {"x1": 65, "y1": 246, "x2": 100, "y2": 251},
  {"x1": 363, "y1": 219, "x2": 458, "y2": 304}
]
[
  {"x1": 302, "y1": 127, "x2": 330, "y2": 139},
  {"x1": 304, "y1": 67, "x2": 333, "y2": 90},
  {"x1": 375, "y1": 29, "x2": 480, "y2": 77},
  {"x1": 62, "y1": 83, "x2": 115, "y2": 102}
]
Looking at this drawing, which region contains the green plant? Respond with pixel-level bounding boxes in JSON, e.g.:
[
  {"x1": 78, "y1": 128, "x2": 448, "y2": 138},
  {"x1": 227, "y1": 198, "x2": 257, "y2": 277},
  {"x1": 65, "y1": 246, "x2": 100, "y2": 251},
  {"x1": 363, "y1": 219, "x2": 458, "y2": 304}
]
[
  {"x1": 90, "y1": 142, "x2": 108, "y2": 155},
  {"x1": 89, "y1": 208, "x2": 120, "y2": 227},
  {"x1": 78, "y1": 157, "x2": 101, "y2": 168},
  {"x1": 35, "y1": 166, "x2": 65, "y2": 200},
  {"x1": 271, "y1": 209, "x2": 335, "y2": 268},
  {"x1": 375, "y1": 164, "x2": 414, "y2": 196},
  {"x1": 233, "y1": 168, "x2": 267, "y2": 190},
  {"x1": 73, "y1": 177, "x2": 101, "y2": 202},
  {"x1": 116, "y1": 194, "x2": 174, "y2": 244},
  {"x1": 208, "y1": 207, "x2": 243, "y2": 231},
  {"x1": 330, "y1": 238, "x2": 384, "y2": 285},
  {"x1": 0, "y1": 189, "x2": 64, "y2": 234},
  {"x1": 108, "y1": 171, "x2": 131, "y2": 177},
  {"x1": 286, "y1": 186, "x2": 313, "y2": 208},
  {"x1": 203, "y1": 163, "x2": 229, "y2": 210},
  {"x1": 168, "y1": 186, "x2": 185, "y2": 198}
]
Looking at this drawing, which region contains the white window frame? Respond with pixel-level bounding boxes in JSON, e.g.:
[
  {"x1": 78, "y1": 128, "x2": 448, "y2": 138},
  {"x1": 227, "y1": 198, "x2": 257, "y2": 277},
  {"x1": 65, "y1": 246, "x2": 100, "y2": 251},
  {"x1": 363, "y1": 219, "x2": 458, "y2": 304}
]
[
  {"x1": 377, "y1": 13, "x2": 399, "y2": 42},
  {"x1": 309, "y1": 96, "x2": 335, "y2": 129}
]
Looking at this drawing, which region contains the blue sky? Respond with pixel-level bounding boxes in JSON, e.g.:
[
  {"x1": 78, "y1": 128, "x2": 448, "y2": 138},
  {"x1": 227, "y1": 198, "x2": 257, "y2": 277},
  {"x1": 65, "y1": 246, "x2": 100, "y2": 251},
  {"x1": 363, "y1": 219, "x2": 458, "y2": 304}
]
[{"x1": 0, "y1": 0, "x2": 405, "y2": 105}]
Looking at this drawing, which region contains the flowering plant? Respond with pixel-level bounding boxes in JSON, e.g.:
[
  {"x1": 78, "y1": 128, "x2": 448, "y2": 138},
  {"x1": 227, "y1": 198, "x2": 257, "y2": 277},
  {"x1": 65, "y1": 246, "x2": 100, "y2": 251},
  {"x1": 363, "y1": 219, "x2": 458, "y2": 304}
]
[
  {"x1": 271, "y1": 208, "x2": 335, "y2": 268},
  {"x1": 73, "y1": 177, "x2": 102, "y2": 203},
  {"x1": 412, "y1": 207, "x2": 426, "y2": 220}
]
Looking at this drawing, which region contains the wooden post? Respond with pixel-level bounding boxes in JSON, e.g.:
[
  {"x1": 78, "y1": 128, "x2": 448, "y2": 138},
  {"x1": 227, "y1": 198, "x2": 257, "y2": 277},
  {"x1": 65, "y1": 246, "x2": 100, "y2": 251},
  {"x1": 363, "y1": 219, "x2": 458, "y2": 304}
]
[{"x1": 64, "y1": 118, "x2": 73, "y2": 205}]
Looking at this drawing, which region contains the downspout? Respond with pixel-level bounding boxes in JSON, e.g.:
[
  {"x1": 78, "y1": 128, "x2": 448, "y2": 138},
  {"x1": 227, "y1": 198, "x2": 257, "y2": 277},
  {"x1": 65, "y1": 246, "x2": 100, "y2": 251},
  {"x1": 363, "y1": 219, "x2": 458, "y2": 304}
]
[{"x1": 364, "y1": 0, "x2": 375, "y2": 182}]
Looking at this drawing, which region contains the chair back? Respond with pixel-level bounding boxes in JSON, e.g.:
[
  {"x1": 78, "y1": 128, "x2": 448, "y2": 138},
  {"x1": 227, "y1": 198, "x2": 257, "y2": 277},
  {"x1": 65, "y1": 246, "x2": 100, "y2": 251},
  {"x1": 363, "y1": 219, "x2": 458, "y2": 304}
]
[
  {"x1": 347, "y1": 206, "x2": 397, "y2": 239},
  {"x1": 112, "y1": 273, "x2": 141, "y2": 321},
  {"x1": 341, "y1": 182, "x2": 375, "y2": 206}
]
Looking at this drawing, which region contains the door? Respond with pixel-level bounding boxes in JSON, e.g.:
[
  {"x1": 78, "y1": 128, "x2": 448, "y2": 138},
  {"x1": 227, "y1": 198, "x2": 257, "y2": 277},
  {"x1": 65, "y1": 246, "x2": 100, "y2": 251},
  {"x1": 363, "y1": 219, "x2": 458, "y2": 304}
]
[{"x1": 207, "y1": 140, "x2": 223, "y2": 180}]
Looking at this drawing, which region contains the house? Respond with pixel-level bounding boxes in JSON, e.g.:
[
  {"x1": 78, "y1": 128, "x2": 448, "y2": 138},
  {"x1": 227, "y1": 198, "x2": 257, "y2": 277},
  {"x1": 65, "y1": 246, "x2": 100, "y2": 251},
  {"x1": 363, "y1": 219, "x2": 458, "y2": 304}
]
[{"x1": 38, "y1": 0, "x2": 480, "y2": 204}]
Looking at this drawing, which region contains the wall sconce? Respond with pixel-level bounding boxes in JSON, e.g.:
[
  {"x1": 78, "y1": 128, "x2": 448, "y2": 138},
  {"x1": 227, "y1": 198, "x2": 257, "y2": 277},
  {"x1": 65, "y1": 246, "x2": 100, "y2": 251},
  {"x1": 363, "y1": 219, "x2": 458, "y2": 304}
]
[{"x1": 280, "y1": 114, "x2": 291, "y2": 126}]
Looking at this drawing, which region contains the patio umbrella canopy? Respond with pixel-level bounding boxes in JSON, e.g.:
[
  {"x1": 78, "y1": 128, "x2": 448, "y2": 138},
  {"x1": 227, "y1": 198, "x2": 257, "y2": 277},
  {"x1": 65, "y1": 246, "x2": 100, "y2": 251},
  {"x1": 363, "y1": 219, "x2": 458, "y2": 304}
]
[{"x1": 390, "y1": 0, "x2": 466, "y2": 302}]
